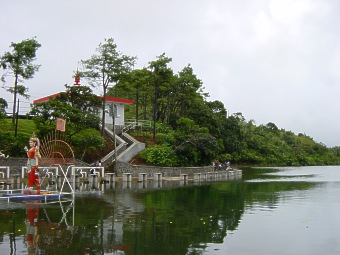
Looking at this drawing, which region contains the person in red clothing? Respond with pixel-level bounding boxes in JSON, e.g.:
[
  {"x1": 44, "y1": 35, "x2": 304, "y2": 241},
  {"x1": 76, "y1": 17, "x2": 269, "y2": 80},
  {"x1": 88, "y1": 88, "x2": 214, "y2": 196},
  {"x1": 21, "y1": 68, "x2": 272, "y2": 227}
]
[{"x1": 24, "y1": 134, "x2": 41, "y2": 194}]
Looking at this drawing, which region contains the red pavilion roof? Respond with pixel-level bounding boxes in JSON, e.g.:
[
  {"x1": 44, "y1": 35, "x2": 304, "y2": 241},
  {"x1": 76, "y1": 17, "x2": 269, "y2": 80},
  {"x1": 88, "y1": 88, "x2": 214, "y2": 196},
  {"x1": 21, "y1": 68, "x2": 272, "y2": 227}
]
[{"x1": 33, "y1": 93, "x2": 134, "y2": 105}]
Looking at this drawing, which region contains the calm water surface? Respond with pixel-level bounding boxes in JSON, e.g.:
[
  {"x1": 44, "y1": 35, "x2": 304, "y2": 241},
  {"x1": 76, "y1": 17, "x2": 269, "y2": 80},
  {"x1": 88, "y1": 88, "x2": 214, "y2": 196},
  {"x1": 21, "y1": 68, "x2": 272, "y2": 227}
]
[{"x1": 0, "y1": 166, "x2": 339, "y2": 255}]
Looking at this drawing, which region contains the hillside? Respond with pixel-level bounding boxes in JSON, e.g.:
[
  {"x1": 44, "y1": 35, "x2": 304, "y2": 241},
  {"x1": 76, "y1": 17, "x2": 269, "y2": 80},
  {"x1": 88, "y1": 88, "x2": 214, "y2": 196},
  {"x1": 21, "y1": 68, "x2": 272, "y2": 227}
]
[{"x1": 2, "y1": 118, "x2": 340, "y2": 167}]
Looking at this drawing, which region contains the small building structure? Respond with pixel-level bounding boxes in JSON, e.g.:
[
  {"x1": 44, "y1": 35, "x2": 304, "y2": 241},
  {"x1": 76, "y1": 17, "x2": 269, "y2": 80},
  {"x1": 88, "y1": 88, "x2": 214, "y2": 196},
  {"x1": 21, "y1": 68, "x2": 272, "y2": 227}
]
[{"x1": 32, "y1": 71, "x2": 134, "y2": 131}]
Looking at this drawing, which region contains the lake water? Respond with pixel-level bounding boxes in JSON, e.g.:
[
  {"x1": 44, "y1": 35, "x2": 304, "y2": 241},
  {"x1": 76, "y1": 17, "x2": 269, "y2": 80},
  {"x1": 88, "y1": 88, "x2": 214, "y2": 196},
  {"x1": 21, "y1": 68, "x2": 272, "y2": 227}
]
[{"x1": 0, "y1": 166, "x2": 339, "y2": 255}]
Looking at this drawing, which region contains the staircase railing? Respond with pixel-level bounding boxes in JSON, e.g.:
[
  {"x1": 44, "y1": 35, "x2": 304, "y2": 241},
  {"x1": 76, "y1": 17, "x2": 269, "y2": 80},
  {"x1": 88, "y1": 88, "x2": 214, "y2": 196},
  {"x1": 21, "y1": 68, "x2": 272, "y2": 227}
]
[{"x1": 123, "y1": 119, "x2": 152, "y2": 133}]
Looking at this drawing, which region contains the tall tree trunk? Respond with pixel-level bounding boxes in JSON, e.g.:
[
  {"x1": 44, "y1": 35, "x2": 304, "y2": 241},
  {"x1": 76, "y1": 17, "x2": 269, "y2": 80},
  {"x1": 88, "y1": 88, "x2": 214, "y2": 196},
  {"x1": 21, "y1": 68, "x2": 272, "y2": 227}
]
[
  {"x1": 153, "y1": 83, "x2": 157, "y2": 139},
  {"x1": 12, "y1": 74, "x2": 18, "y2": 124},
  {"x1": 135, "y1": 89, "x2": 139, "y2": 124},
  {"x1": 143, "y1": 93, "x2": 147, "y2": 120}
]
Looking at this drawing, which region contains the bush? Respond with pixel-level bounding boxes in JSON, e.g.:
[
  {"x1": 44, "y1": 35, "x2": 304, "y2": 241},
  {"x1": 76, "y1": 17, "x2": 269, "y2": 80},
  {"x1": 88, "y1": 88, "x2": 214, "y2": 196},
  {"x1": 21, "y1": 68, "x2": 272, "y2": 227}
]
[
  {"x1": 0, "y1": 131, "x2": 30, "y2": 157},
  {"x1": 71, "y1": 128, "x2": 105, "y2": 161},
  {"x1": 140, "y1": 144, "x2": 178, "y2": 167}
]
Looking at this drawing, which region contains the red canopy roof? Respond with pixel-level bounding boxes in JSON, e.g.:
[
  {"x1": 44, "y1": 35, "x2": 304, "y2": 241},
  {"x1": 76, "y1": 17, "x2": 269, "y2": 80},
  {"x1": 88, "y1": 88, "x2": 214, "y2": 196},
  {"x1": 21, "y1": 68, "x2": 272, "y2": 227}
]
[{"x1": 33, "y1": 93, "x2": 134, "y2": 105}]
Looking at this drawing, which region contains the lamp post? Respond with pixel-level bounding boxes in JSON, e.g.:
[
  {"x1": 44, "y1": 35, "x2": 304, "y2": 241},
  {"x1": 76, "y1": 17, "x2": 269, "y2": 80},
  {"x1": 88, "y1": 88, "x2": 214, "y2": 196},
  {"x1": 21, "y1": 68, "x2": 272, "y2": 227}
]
[{"x1": 110, "y1": 103, "x2": 118, "y2": 176}]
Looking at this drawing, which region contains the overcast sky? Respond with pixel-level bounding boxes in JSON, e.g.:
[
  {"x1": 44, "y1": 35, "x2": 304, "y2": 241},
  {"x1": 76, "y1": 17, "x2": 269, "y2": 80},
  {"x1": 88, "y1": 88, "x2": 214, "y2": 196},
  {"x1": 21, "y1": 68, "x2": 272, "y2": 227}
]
[{"x1": 1, "y1": 0, "x2": 340, "y2": 147}]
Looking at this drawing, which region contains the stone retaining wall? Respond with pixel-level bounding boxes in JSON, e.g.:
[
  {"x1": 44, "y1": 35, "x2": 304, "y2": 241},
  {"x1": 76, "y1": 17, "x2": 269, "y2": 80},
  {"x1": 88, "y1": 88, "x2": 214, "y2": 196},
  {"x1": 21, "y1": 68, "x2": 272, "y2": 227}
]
[
  {"x1": 1, "y1": 158, "x2": 214, "y2": 177},
  {"x1": 0, "y1": 158, "x2": 27, "y2": 175},
  {"x1": 0, "y1": 158, "x2": 89, "y2": 176},
  {"x1": 117, "y1": 161, "x2": 214, "y2": 177}
]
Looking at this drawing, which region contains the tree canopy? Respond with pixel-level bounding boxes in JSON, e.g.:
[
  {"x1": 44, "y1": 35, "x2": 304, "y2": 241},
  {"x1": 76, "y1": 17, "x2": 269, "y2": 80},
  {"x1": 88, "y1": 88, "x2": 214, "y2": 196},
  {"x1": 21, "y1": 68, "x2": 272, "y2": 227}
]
[
  {"x1": 1, "y1": 37, "x2": 41, "y2": 123},
  {"x1": 106, "y1": 52, "x2": 340, "y2": 167},
  {"x1": 80, "y1": 38, "x2": 136, "y2": 135},
  {"x1": 30, "y1": 85, "x2": 104, "y2": 160}
]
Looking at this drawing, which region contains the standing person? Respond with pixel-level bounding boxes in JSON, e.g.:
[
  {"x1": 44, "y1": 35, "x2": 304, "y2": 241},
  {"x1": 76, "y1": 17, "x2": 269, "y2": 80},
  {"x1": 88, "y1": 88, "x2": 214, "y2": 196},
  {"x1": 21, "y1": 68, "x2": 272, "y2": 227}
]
[
  {"x1": 24, "y1": 135, "x2": 41, "y2": 194},
  {"x1": 213, "y1": 160, "x2": 218, "y2": 171},
  {"x1": 91, "y1": 161, "x2": 100, "y2": 174}
]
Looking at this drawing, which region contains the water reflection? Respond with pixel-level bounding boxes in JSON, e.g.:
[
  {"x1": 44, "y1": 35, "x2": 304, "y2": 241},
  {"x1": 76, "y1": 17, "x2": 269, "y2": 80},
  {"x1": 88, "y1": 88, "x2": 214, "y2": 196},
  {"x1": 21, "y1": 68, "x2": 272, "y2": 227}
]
[
  {"x1": 1, "y1": 167, "x2": 339, "y2": 254},
  {"x1": 0, "y1": 199, "x2": 74, "y2": 255},
  {"x1": 25, "y1": 202, "x2": 39, "y2": 253}
]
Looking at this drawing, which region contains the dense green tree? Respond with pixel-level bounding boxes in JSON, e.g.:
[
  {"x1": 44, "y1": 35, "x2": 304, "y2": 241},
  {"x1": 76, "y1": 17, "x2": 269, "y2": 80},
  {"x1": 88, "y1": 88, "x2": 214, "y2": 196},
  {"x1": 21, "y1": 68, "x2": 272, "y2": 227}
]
[
  {"x1": 29, "y1": 85, "x2": 104, "y2": 161},
  {"x1": 167, "y1": 65, "x2": 206, "y2": 126},
  {"x1": 147, "y1": 53, "x2": 174, "y2": 138},
  {"x1": 183, "y1": 98, "x2": 211, "y2": 128},
  {"x1": 139, "y1": 117, "x2": 220, "y2": 166},
  {"x1": 205, "y1": 100, "x2": 228, "y2": 138},
  {"x1": 330, "y1": 146, "x2": 340, "y2": 157},
  {"x1": 0, "y1": 37, "x2": 41, "y2": 123},
  {"x1": 265, "y1": 122, "x2": 279, "y2": 133},
  {"x1": 80, "y1": 38, "x2": 136, "y2": 135},
  {"x1": 226, "y1": 116, "x2": 340, "y2": 165},
  {"x1": 171, "y1": 117, "x2": 219, "y2": 166},
  {"x1": 141, "y1": 144, "x2": 178, "y2": 167},
  {"x1": 113, "y1": 60, "x2": 207, "y2": 136},
  {"x1": 70, "y1": 52, "x2": 340, "y2": 166},
  {"x1": 30, "y1": 85, "x2": 101, "y2": 138},
  {"x1": 0, "y1": 131, "x2": 30, "y2": 157},
  {"x1": 108, "y1": 53, "x2": 340, "y2": 166},
  {"x1": 71, "y1": 128, "x2": 105, "y2": 161},
  {"x1": 113, "y1": 68, "x2": 154, "y2": 121},
  {"x1": 223, "y1": 115, "x2": 243, "y2": 154}
]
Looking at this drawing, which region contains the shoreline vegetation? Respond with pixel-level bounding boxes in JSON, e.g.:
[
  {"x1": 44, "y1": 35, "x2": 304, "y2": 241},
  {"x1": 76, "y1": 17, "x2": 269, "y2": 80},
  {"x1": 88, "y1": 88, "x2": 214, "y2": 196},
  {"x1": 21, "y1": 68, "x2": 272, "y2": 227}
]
[{"x1": 1, "y1": 118, "x2": 340, "y2": 168}]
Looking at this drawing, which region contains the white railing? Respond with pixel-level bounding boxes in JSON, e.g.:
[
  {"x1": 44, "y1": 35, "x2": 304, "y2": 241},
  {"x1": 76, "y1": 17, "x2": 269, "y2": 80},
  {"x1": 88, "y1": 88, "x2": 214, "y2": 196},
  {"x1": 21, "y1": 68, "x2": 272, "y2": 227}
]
[
  {"x1": 71, "y1": 166, "x2": 105, "y2": 178},
  {"x1": 0, "y1": 167, "x2": 10, "y2": 179},
  {"x1": 21, "y1": 166, "x2": 59, "y2": 179},
  {"x1": 123, "y1": 119, "x2": 152, "y2": 132}
]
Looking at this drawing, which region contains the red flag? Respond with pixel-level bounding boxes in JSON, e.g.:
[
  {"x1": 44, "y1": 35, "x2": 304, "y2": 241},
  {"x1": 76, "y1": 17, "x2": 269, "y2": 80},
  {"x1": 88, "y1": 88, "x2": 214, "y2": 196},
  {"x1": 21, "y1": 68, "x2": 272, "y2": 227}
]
[{"x1": 56, "y1": 118, "x2": 66, "y2": 132}]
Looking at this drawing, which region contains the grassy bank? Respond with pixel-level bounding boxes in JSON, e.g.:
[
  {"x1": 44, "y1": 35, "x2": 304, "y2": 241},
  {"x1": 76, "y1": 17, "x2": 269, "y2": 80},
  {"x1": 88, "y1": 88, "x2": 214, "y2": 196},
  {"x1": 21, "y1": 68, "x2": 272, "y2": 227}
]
[{"x1": 0, "y1": 118, "x2": 37, "y2": 135}]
